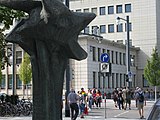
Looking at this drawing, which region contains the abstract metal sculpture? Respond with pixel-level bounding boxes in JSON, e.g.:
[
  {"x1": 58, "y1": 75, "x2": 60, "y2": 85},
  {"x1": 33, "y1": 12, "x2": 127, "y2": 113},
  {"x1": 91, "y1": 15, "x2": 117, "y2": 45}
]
[{"x1": 0, "y1": 0, "x2": 95, "y2": 120}]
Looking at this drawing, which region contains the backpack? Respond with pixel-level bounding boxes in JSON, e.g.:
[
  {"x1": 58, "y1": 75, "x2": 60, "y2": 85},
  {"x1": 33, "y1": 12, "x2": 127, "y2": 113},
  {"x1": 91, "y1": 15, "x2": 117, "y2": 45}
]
[{"x1": 138, "y1": 92, "x2": 144, "y2": 102}]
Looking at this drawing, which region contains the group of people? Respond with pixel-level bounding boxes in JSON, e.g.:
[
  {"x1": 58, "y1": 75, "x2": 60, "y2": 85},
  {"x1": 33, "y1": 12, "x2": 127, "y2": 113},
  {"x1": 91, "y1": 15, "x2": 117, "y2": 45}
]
[
  {"x1": 67, "y1": 88, "x2": 102, "y2": 120},
  {"x1": 112, "y1": 87, "x2": 146, "y2": 119}
]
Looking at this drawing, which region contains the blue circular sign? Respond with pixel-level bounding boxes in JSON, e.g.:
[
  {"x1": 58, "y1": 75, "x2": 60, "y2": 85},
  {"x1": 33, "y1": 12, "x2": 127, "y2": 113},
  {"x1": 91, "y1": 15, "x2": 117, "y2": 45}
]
[{"x1": 100, "y1": 53, "x2": 110, "y2": 63}]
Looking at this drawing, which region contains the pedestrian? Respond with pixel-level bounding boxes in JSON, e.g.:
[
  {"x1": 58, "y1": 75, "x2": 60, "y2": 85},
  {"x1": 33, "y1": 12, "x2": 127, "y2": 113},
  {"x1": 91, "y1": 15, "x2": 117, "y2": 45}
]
[
  {"x1": 87, "y1": 89, "x2": 93, "y2": 111},
  {"x1": 126, "y1": 87, "x2": 131, "y2": 110},
  {"x1": 112, "y1": 88, "x2": 118, "y2": 108},
  {"x1": 67, "y1": 88, "x2": 79, "y2": 120},
  {"x1": 117, "y1": 89, "x2": 124, "y2": 110},
  {"x1": 134, "y1": 87, "x2": 139, "y2": 107},
  {"x1": 135, "y1": 88, "x2": 146, "y2": 119},
  {"x1": 95, "y1": 89, "x2": 102, "y2": 109}
]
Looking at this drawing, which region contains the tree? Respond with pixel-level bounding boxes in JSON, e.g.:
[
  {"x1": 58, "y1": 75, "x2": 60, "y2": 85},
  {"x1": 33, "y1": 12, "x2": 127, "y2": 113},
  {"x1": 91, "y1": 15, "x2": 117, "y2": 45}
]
[
  {"x1": 18, "y1": 53, "x2": 32, "y2": 98},
  {"x1": 144, "y1": 48, "x2": 160, "y2": 101},
  {"x1": 0, "y1": 6, "x2": 25, "y2": 87}
]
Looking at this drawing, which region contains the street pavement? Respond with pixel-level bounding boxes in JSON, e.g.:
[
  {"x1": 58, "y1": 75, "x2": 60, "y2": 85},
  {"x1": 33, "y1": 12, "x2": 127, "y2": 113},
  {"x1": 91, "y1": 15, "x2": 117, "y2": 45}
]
[{"x1": 0, "y1": 99, "x2": 155, "y2": 120}]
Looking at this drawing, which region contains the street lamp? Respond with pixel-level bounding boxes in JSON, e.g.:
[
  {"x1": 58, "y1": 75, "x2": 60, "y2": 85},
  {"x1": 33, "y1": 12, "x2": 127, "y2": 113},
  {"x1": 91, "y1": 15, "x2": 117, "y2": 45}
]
[{"x1": 117, "y1": 16, "x2": 131, "y2": 88}]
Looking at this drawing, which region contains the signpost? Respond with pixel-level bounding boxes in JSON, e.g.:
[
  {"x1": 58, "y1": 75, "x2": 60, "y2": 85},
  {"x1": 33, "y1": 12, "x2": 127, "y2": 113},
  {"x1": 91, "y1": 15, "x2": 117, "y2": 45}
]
[{"x1": 100, "y1": 53, "x2": 111, "y2": 119}]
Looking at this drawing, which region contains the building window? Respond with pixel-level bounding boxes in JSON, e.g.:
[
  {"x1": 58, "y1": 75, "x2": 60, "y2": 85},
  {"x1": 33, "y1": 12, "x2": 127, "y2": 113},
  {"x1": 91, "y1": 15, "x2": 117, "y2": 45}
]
[
  {"x1": 116, "y1": 51, "x2": 118, "y2": 64},
  {"x1": 111, "y1": 51, "x2": 114, "y2": 63},
  {"x1": 16, "y1": 51, "x2": 22, "y2": 64},
  {"x1": 100, "y1": 25, "x2": 106, "y2": 33},
  {"x1": 108, "y1": 6, "x2": 114, "y2": 14},
  {"x1": 1, "y1": 75, "x2": 5, "y2": 89},
  {"x1": 116, "y1": 5, "x2": 122, "y2": 13},
  {"x1": 98, "y1": 72, "x2": 101, "y2": 88},
  {"x1": 116, "y1": 73, "x2": 119, "y2": 87},
  {"x1": 84, "y1": 8, "x2": 89, "y2": 13},
  {"x1": 119, "y1": 52, "x2": 122, "y2": 64},
  {"x1": 100, "y1": 7, "x2": 105, "y2": 15},
  {"x1": 93, "y1": 72, "x2": 96, "y2": 88},
  {"x1": 107, "y1": 50, "x2": 110, "y2": 62},
  {"x1": 16, "y1": 74, "x2": 22, "y2": 89},
  {"x1": 92, "y1": 46, "x2": 96, "y2": 61},
  {"x1": 143, "y1": 75, "x2": 149, "y2": 87},
  {"x1": 117, "y1": 23, "x2": 123, "y2": 32},
  {"x1": 91, "y1": 7, "x2": 97, "y2": 15},
  {"x1": 102, "y1": 49, "x2": 106, "y2": 53},
  {"x1": 84, "y1": 26, "x2": 89, "y2": 34},
  {"x1": 125, "y1": 4, "x2": 131, "y2": 13},
  {"x1": 76, "y1": 9, "x2": 81, "y2": 12},
  {"x1": 108, "y1": 24, "x2": 114, "y2": 33},
  {"x1": 120, "y1": 74, "x2": 122, "y2": 87},
  {"x1": 92, "y1": 26, "x2": 99, "y2": 35},
  {"x1": 124, "y1": 74, "x2": 126, "y2": 86},
  {"x1": 8, "y1": 75, "x2": 12, "y2": 89},
  {"x1": 125, "y1": 23, "x2": 132, "y2": 31},
  {"x1": 112, "y1": 73, "x2": 114, "y2": 88},
  {"x1": 123, "y1": 53, "x2": 126, "y2": 65},
  {"x1": 98, "y1": 48, "x2": 101, "y2": 62}
]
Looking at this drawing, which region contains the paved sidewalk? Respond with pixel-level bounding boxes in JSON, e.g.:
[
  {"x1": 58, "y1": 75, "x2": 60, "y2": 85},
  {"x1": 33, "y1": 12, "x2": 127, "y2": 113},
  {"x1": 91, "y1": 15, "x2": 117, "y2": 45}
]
[{"x1": 0, "y1": 99, "x2": 155, "y2": 120}]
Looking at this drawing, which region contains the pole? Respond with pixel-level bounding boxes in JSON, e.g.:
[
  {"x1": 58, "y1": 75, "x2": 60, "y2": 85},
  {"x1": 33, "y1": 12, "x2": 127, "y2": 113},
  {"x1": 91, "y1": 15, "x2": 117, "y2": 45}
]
[
  {"x1": 12, "y1": 43, "x2": 15, "y2": 95},
  {"x1": 126, "y1": 16, "x2": 130, "y2": 88},
  {"x1": 65, "y1": 0, "x2": 70, "y2": 117}
]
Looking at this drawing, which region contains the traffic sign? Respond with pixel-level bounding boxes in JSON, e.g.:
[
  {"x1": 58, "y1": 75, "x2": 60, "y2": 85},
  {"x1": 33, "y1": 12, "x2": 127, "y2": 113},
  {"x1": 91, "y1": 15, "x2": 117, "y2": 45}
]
[
  {"x1": 100, "y1": 63, "x2": 110, "y2": 73},
  {"x1": 100, "y1": 53, "x2": 109, "y2": 63}
]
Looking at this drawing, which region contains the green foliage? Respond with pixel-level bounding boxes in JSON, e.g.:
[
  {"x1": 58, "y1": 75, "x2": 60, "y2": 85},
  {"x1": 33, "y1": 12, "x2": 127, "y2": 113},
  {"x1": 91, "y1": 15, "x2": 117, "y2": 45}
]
[
  {"x1": 19, "y1": 53, "x2": 32, "y2": 85},
  {"x1": 144, "y1": 49, "x2": 160, "y2": 86}
]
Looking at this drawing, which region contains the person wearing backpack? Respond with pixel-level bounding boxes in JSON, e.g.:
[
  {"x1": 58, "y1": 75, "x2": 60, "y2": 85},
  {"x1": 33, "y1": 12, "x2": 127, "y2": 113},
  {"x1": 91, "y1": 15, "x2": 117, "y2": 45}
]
[{"x1": 136, "y1": 88, "x2": 145, "y2": 119}]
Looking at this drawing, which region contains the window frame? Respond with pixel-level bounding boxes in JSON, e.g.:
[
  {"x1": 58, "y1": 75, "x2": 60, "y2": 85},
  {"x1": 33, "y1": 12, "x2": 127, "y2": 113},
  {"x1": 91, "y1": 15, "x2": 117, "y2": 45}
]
[
  {"x1": 108, "y1": 6, "x2": 114, "y2": 14},
  {"x1": 116, "y1": 5, "x2": 123, "y2": 13},
  {"x1": 108, "y1": 24, "x2": 114, "y2": 33},
  {"x1": 100, "y1": 6, "x2": 106, "y2": 15}
]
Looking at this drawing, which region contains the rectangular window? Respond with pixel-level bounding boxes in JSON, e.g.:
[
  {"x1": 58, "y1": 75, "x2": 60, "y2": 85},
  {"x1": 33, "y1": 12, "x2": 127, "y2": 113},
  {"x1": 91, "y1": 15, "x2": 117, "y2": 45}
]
[
  {"x1": 102, "y1": 49, "x2": 106, "y2": 53},
  {"x1": 1, "y1": 75, "x2": 5, "y2": 89},
  {"x1": 123, "y1": 74, "x2": 126, "y2": 86},
  {"x1": 91, "y1": 7, "x2": 97, "y2": 15},
  {"x1": 98, "y1": 72, "x2": 101, "y2": 88},
  {"x1": 111, "y1": 51, "x2": 114, "y2": 63},
  {"x1": 76, "y1": 9, "x2": 81, "y2": 12},
  {"x1": 92, "y1": 26, "x2": 99, "y2": 35},
  {"x1": 125, "y1": 4, "x2": 131, "y2": 13},
  {"x1": 116, "y1": 5, "x2": 122, "y2": 13},
  {"x1": 123, "y1": 53, "x2": 126, "y2": 65},
  {"x1": 117, "y1": 23, "x2": 123, "y2": 32},
  {"x1": 84, "y1": 26, "x2": 89, "y2": 34},
  {"x1": 112, "y1": 73, "x2": 114, "y2": 88},
  {"x1": 84, "y1": 8, "x2": 89, "y2": 13},
  {"x1": 100, "y1": 7, "x2": 105, "y2": 15},
  {"x1": 116, "y1": 73, "x2": 118, "y2": 88},
  {"x1": 107, "y1": 50, "x2": 110, "y2": 62},
  {"x1": 8, "y1": 75, "x2": 12, "y2": 89},
  {"x1": 108, "y1": 24, "x2": 114, "y2": 33},
  {"x1": 108, "y1": 6, "x2": 114, "y2": 14},
  {"x1": 116, "y1": 51, "x2": 118, "y2": 64},
  {"x1": 120, "y1": 74, "x2": 122, "y2": 87},
  {"x1": 16, "y1": 51, "x2": 22, "y2": 64},
  {"x1": 98, "y1": 48, "x2": 101, "y2": 62},
  {"x1": 125, "y1": 23, "x2": 132, "y2": 31},
  {"x1": 119, "y1": 52, "x2": 122, "y2": 64},
  {"x1": 93, "y1": 72, "x2": 96, "y2": 88},
  {"x1": 92, "y1": 46, "x2": 96, "y2": 61},
  {"x1": 100, "y1": 25, "x2": 106, "y2": 33},
  {"x1": 16, "y1": 74, "x2": 22, "y2": 89}
]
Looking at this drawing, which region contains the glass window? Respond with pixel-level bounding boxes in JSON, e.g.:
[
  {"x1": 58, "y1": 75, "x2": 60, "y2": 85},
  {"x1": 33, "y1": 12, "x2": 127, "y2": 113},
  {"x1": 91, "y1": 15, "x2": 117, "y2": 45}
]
[
  {"x1": 16, "y1": 74, "x2": 22, "y2": 89},
  {"x1": 76, "y1": 9, "x2": 81, "y2": 12},
  {"x1": 119, "y1": 52, "x2": 122, "y2": 64},
  {"x1": 112, "y1": 73, "x2": 114, "y2": 88},
  {"x1": 117, "y1": 23, "x2": 123, "y2": 32},
  {"x1": 100, "y1": 7, "x2": 105, "y2": 15},
  {"x1": 84, "y1": 8, "x2": 89, "y2": 13},
  {"x1": 92, "y1": 46, "x2": 96, "y2": 61},
  {"x1": 93, "y1": 72, "x2": 96, "y2": 88},
  {"x1": 92, "y1": 26, "x2": 99, "y2": 34},
  {"x1": 108, "y1": 24, "x2": 114, "y2": 33},
  {"x1": 116, "y1": 5, "x2": 122, "y2": 13},
  {"x1": 98, "y1": 48, "x2": 101, "y2": 62},
  {"x1": 16, "y1": 51, "x2": 22, "y2": 64},
  {"x1": 120, "y1": 74, "x2": 122, "y2": 87},
  {"x1": 125, "y1": 23, "x2": 132, "y2": 31},
  {"x1": 107, "y1": 50, "x2": 110, "y2": 62},
  {"x1": 125, "y1": 4, "x2": 131, "y2": 13},
  {"x1": 116, "y1": 73, "x2": 119, "y2": 87},
  {"x1": 91, "y1": 7, "x2": 97, "y2": 15},
  {"x1": 1, "y1": 75, "x2": 5, "y2": 89},
  {"x1": 100, "y1": 25, "x2": 106, "y2": 33},
  {"x1": 111, "y1": 51, "x2": 114, "y2": 63},
  {"x1": 102, "y1": 49, "x2": 106, "y2": 53},
  {"x1": 108, "y1": 6, "x2": 114, "y2": 14},
  {"x1": 98, "y1": 72, "x2": 101, "y2": 88},
  {"x1": 123, "y1": 53, "x2": 126, "y2": 65},
  {"x1": 84, "y1": 26, "x2": 89, "y2": 34},
  {"x1": 8, "y1": 75, "x2": 12, "y2": 89},
  {"x1": 116, "y1": 51, "x2": 118, "y2": 64}
]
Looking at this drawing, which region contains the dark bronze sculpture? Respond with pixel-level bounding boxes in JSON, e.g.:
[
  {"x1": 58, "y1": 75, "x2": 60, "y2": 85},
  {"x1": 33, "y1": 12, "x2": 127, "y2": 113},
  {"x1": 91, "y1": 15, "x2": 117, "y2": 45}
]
[{"x1": 0, "y1": 0, "x2": 95, "y2": 120}]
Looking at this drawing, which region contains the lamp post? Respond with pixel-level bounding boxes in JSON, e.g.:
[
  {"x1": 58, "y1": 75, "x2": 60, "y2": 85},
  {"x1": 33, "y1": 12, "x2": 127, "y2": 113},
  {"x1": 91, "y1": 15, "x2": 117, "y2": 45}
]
[{"x1": 117, "y1": 16, "x2": 131, "y2": 88}]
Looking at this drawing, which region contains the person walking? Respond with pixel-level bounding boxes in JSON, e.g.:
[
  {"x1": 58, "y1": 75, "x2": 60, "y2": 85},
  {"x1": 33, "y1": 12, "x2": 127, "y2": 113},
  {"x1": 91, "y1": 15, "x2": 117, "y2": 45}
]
[
  {"x1": 67, "y1": 88, "x2": 79, "y2": 120},
  {"x1": 135, "y1": 88, "x2": 145, "y2": 119}
]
